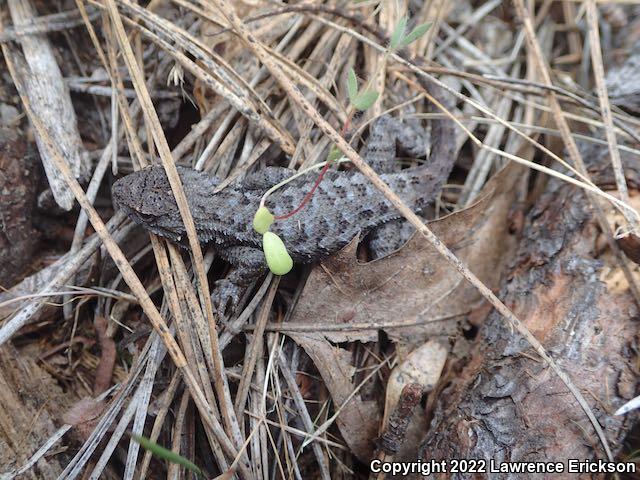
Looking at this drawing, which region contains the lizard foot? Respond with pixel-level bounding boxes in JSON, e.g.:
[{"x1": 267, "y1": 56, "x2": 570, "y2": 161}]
[{"x1": 212, "y1": 279, "x2": 243, "y2": 316}]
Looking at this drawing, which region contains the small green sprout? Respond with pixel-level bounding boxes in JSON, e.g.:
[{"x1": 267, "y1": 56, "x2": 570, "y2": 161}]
[
  {"x1": 389, "y1": 16, "x2": 408, "y2": 50},
  {"x1": 327, "y1": 145, "x2": 344, "y2": 163},
  {"x1": 346, "y1": 68, "x2": 379, "y2": 111},
  {"x1": 401, "y1": 22, "x2": 432, "y2": 47},
  {"x1": 131, "y1": 434, "x2": 203, "y2": 478},
  {"x1": 253, "y1": 206, "x2": 274, "y2": 234},
  {"x1": 389, "y1": 16, "x2": 433, "y2": 51},
  {"x1": 262, "y1": 231, "x2": 293, "y2": 275},
  {"x1": 352, "y1": 89, "x2": 379, "y2": 111},
  {"x1": 347, "y1": 68, "x2": 359, "y2": 102}
]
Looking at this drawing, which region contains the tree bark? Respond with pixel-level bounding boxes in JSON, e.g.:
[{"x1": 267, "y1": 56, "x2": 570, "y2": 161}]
[
  {"x1": 0, "y1": 128, "x2": 38, "y2": 286},
  {"x1": 419, "y1": 173, "x2": 639, "y2": 479},
  {"x1": 0, "y1": 343, "x2": 71, "y2": 478}
]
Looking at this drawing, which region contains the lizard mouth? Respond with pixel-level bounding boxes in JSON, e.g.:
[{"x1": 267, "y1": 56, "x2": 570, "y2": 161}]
[
  {"x1": 112, "y1": 201, "x2": 173, "y2": 241},
  {"x1": 134, "y1": 211, "x2": 156, "y2": 222}
]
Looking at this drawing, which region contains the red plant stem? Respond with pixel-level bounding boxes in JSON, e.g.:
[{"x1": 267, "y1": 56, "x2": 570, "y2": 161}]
[
  {"x1": 273, "y1": 115, "x2": 353, "y2": 221},
  {"x1": 273, "y1": 162, "x2": 332, "y2": 220}
]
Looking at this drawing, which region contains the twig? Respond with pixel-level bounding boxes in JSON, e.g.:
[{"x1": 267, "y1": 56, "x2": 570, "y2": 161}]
[
  {"x1": 4, "y1": 0, "x2": 88, "y2": 210},
  {"x1": 370, "y1": 383, "x2": 423, "y2": 480},
  {"x1": 247, "y1": 311, "x2": 465, "y2": 333},
  {"x1": 0, "y1": 6, "x2": 99, "y2": 42},
  {"x1": 585, "y1": 0, "x2": 635, "y2": 230},
  {"x1": 234, "y1": 275, "x2": 278, "y2": 419}
]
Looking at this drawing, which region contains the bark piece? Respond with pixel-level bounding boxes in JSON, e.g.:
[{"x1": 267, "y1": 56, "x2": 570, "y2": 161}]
[
  {"x1": 0, "y1": 127, "x2": 38, "y2": 286},
  {"x1": 419, "y1": 177, "x2": 639, "y2": 478},
  {"x1": 0, "y1": 343, "x2": 73, "y2": 478},
  {"x1": 378, "y1": 383, "x2": 423, "y2": 456}
]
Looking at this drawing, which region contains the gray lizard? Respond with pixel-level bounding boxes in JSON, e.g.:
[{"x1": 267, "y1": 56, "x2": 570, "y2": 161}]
[{"x1": 112, "y1": 90, "x2": 455, "y2": 310}]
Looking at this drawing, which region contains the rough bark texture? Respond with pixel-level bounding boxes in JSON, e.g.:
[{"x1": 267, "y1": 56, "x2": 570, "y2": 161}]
[
  {"x1": 0, "y1": 127, "x2": 38, "y2": 286},
  {"x1": 0, "y1": 343, "x2": 69, "y2": 478},
  {"x1": 418, "y1": 174, "x2": 639, "y2": 479}
]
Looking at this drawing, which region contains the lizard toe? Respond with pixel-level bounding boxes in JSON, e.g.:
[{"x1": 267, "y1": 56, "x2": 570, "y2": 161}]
[{"x1": 212, "y1": 279, "x2": 242, "y2": 315}]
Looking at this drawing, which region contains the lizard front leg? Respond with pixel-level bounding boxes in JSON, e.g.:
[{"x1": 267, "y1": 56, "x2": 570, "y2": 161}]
[{"x1": 213, "y1": 246, "x2": 267, "y2": 313}]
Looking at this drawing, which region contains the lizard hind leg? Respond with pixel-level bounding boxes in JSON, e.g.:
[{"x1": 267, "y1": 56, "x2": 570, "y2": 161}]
[
  {"x1": 364, "y1": 116, "x2": 437, "y2": 259},
  {"x1": 213, "y1": 246, "x2": 267, "y2": 314},
  {"x1": 368, "y1": 218, "x2": 419, "y2": 259},
  {"x1": 396, "y1": 117, "x2": 428, "y2": 159},
  {"x1": 361, "y1": 115, "x2": 428, "y2": 174}
]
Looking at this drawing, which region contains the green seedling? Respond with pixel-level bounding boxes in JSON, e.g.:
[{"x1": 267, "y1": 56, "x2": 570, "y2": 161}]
[
  {"x1": 389, "y1": 16, "x2": 408, "y2": 50},
  {"x1": 131, "y1": 434, "x2": 204, "y2": 478},
  {"x1": 352, "y1": 89, "x2": 380, "y2": 111},
  {"x1": 389, "y1": 16, "x2": 433, "y2": 51},
  {"x1": 401, "y1": 22, "x2": 432, "y2": 47},
  {"x1": 346, "y1": 67, "x2": 379, "y2": 111}
]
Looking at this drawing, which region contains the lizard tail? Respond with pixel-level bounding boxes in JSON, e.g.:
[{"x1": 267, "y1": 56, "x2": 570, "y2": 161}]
[{"x1": 412, "y1": 78, "x2": 457, "y2": 211}]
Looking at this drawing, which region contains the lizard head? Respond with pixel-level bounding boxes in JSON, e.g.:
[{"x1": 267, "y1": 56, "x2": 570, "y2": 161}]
[
  {"x1": 112, "y1": 165, "x2": 232, "y2": 244},
  {"x1": 112, "y1": 165, "x2": 178, "y2": 217},
  {"x1": 112, "y1": 165, "x2": 183, "y2": 242}
]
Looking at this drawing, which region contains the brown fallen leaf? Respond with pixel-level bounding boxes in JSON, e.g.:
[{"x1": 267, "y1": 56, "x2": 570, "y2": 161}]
[
  {"x1": 289, "y1": 163, "x2": 522, "y2": 348},
  {"x1": 292, "y1": 334, "x2": 380, "y2": 462},
  {"x1": 93, "y1": 315, "x2": 116, "y2": 396},
  {"x1": 286, "y1": 163, "x2": 523, "y2": 461}
]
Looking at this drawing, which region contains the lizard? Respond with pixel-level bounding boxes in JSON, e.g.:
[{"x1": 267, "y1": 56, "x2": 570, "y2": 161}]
[{"x1": 111, "y1": 87, "x2": 456, "y2": 311}]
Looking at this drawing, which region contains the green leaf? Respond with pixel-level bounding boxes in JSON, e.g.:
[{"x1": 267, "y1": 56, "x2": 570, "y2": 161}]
[
  {"x1": 253, "y1": 206, "x2": 274, "y2": 234},
  {"x1": 347, "y1": 68, "x2": 358, "y2": 102},
  {"x1": 327, "y1": 145, "x2": 343, "y2": 163},
  {"x1": 401, "y1": 22, "x2": 432, "y2": 47},
  {"x1": 131, "y1": 434, "x2": 203, "y2": 477},
  {"x1": 263, "y1": 232, "x2": 293, "y2": 275},
  {"x1": 389, "y1": 16, "x2": 408, "y2": 50},
  {"x1": 352, "y1": 89, "x2": 379, "y2": 111}
]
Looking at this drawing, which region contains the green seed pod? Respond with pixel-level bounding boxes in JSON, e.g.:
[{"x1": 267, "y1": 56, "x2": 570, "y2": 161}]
[
  {"x1": 253, "y1": 206, "x2": 274, "y2": 234},
  {"x1": 262, "y1": 231, "x2": 293, "y2": 275}
]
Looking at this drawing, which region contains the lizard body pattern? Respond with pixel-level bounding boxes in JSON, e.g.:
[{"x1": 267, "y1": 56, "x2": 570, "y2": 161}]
[{"x1": 112, "y1": 87, "x2": 456, "y2": 309}]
